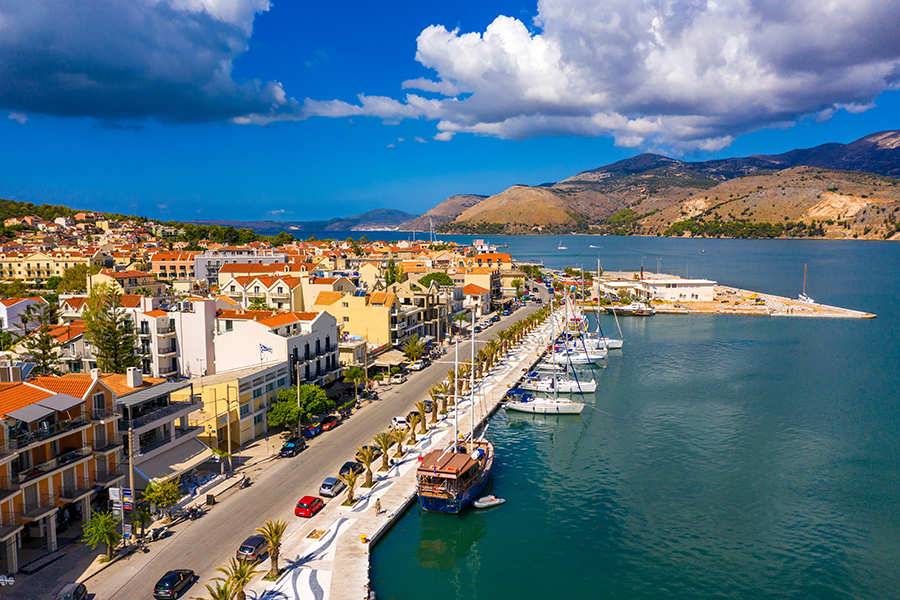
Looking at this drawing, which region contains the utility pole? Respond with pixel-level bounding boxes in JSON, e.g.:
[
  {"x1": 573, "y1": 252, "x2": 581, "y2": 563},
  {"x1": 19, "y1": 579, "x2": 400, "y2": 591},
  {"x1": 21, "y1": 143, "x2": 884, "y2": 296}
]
[{"x1": 224, "y1": 387, "x2": 233, "y2": 474}]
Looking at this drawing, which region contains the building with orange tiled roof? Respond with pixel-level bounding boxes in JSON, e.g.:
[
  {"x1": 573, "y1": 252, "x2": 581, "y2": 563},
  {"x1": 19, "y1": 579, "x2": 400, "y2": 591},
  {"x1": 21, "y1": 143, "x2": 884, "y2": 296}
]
[
  {"x1": 0, "y1": 369, "x2": 124, "y2": 568},
  {"x1": 149, "y1": 250, "x2": 198, "y2": 281},
  {"x1": 194, "y1": 247, "x2": 288, "y2": 286},
  {"x1": 463, "y1": 283, "x2": 492, "y2": 316},
  {"x1": 218, "y1": 274, "x2": 306, "y2": 311},
  {"x1": 90, "y1": 268, "x2": 166, "y2": 296},
  {"x1": 0, "y1": 248, "x2": 104, "y2": 283},
  {"x1": 311, "y1": 289, "x2": 416, "y2": 349}
]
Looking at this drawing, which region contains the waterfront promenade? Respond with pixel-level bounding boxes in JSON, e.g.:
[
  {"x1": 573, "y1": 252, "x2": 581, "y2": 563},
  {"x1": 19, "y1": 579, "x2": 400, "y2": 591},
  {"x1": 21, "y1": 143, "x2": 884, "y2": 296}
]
[{"x1": 243, "y1": 310, "x2": 558, "y2": 600}]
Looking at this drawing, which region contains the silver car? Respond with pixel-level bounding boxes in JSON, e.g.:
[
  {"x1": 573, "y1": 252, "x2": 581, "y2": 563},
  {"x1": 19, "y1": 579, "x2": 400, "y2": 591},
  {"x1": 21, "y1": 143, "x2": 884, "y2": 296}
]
[{"x1": 319, "y1": 476, "x2": 346, "y2": 498}]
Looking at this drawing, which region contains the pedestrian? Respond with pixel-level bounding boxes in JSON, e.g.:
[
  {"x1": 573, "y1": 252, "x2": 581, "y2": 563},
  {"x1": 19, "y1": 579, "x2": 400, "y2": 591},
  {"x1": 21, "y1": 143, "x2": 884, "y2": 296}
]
[{"x1": 374, "y1": 498, "x2": 382, "y2": 515}]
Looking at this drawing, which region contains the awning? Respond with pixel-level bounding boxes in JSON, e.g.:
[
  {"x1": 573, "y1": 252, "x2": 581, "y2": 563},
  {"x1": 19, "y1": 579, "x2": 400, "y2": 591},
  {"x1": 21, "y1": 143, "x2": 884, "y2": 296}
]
[
  {"x1": 36, "y1": 393, "x2": 84, "y2": 413},
  {"x1": 118, "y1": 380, "x2": 193, "y2": 407},
  {"x1": 134, "y1": 438, "x2": 213, "y2": 483},
  {"x1": 373, "y1": 349, "x2": 407, "y2": 367},
  {"x1": 7, "y1": 403, "x2": 55, "y2": 423}
]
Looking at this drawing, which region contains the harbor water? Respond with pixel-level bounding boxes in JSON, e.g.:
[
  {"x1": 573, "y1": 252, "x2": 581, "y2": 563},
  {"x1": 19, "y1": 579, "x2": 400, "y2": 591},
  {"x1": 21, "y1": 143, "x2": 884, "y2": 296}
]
[{"x1": 367, "y1": 236, "x2": 900, "y2": 600}]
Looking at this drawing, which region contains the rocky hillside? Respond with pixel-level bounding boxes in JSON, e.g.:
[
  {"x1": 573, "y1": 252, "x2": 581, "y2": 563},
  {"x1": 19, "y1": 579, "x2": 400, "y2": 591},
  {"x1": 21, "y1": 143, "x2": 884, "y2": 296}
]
[
  {"x1": 438, "y1": 130, "x2": 900, "y2": 239},
  {"x1": 398, "y1": 194, "x2": 487, "y2": 231}
]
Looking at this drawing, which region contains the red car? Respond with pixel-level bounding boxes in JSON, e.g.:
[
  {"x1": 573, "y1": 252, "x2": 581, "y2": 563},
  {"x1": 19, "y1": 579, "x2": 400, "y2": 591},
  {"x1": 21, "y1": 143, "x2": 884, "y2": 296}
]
[
  {"x1": 295, "y1": 496, "x2": 325, "y2": 518},
  {"x1": 320, "y1": 415, "x2": 340, "y2": 431}
]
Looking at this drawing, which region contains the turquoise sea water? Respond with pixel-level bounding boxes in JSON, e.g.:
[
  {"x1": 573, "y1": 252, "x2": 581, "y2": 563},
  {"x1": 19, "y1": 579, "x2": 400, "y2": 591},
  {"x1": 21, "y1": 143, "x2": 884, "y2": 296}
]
[{"x1": 364, "y1": 236, "x2": 900, "y2": 600}]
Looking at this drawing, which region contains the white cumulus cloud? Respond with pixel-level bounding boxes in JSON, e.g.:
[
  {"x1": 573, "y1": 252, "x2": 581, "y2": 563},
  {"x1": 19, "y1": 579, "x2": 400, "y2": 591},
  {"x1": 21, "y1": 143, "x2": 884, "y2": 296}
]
[{"x1": 304, "y1": 0, "x2": 900, "y2": 151}]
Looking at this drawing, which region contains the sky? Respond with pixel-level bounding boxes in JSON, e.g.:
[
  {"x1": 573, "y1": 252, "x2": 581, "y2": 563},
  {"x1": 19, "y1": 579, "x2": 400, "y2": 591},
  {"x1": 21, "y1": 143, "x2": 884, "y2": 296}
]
[{"x1": 1, "y1": 0, "x2": 899, "y2": 223}]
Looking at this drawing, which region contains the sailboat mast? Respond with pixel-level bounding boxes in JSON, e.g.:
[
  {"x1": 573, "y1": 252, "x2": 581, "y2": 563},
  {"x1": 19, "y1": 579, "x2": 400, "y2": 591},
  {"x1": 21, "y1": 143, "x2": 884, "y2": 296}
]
[
  {"x1": 803, "y1": 263, "x2": 808, "y2": 295},
  {"x1": 454, "y1": 340, "x2": 459, "y2": 452},
  {"x1": 470, "y1": 307, "x2": 476, "y2": 448}
]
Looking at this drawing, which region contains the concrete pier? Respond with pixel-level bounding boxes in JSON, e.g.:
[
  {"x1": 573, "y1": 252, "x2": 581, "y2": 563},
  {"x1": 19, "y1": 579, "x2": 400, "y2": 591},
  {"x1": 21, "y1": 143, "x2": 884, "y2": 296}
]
[{"x1": 244, "y1": 311, "x2": 559, "y2": 600}]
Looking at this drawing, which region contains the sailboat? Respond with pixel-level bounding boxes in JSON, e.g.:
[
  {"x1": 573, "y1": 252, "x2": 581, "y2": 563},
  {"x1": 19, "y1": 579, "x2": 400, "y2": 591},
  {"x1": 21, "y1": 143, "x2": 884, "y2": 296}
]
[
  {"x1": 798, "y1": 264, "x2": 814, "y2": 304},
  {"x1": 416, "y1": 317, "x2": 494, "y2": 513},
  {"x1": 557, "y1": 237, "x2": 567, "y2": 250}
]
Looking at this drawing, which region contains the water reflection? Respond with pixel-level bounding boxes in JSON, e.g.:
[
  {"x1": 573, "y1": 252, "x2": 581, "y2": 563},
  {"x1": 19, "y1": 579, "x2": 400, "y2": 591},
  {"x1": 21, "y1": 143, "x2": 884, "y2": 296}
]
[{"x1": 415, "y1": 509, "x2": 486, "y2": 571}]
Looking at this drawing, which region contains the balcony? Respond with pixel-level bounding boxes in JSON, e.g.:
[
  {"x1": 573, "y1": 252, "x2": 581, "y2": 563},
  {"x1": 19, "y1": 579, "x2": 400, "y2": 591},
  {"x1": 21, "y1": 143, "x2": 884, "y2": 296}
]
[
  {"x1": 59, "y1": 350, "x2": 82, "y2": 360},
  {"x1": 22, "y1": 492, "x2": 59, "y2": 521},
  {"x1": 9, "y1": 415, "x2": 91, "y2": 451},
  {"x1": 15, "y1": 445, "x2": 92, "y2": 485},
  {"x1": 0, "y1": 441, "x2": 20, "y2": 462},
  {"x1": 90, "y1": 406, "x2": 122, "y2": 423},
  {"x1": 60, "y1": 476, "x2": 93, "y2": 502},
  {"x1": 0, "y1": 476, "x2": 19, "y2": 502},
  {"x1": 94, "y1": 464, "x2": 127, "y2": 487},
  {"x1": 138, "y1": 328, "x2": 151, "y2": 337},
  {"x1": 159, "y1": 365, "x2": 178, "y2": 375},
  {"x1": 157, "y1": 324, "x2": 176, "y2": 335},
  {"x1": 158, "y1": 345, "x2": 177, "y2": 356},
  {"x1": 122, "y1": 399, "x2": 198, "y2": 431},
  {"x1": 91, "y1": 438, "x2": 122, "y2": 454},
  {"x1": 0, "y1": 511, "x2": 23, "y2": 540}
]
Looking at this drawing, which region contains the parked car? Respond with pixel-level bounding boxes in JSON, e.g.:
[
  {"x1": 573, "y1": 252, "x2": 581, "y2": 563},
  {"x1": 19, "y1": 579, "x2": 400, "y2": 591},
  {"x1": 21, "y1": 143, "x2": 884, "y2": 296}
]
[
  {"x1": 406, "y1": 410, "x2": 422, "y2": 424},
  {"x1": 280, "y1": 437, "x2": 306, "y2": 457},
  {"x1": 501, "y1": 309, "x2": 511, "y2": 316},
  {"x1": 236, "y1": 535, "x2": 269, "y2": 562},
  {"x1": 319, "y1": 476, "x2": 346, "y2": 498},
  {"x1": 473, "y1": 325, "x2": 483, "y2": 333},
  {"x1": 153, "y1": 569, "x2": 194, "y2": 599},
  {"x1": 56, "y1": 583, "x2": 88, "y2": 600},
  {"x1": 295, "y1": 496, "x2": 325, "y2": 518},
  {"x1": 409, "y1": 360, "x2": 426, "y2": 371},
  {"x1": 491, "y1": 315, "x2": 501, "y2": 322},
  {"x1": 390, "y1": 372, "x2": 407, "y2": 384},
  {"x1": 390, "y1": 416, "x2": 409, "y2": 430},
  {"x1": 535, "y1": 298, "x2": 543, "y2": 304},
  {"x1": 423, "y1": 399, "x2": 434, "y2": 413},
  {"x1": 320, "y1": 415, "x2": 340, "y2": 431},
  {"x1": 341, "y1": 460, "x2": 366, "y2": 476}
]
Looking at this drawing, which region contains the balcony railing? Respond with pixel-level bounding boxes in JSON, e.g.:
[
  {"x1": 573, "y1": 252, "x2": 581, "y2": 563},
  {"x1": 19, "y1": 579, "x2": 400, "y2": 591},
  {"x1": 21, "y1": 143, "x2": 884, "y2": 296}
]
[
  {"x1": 94, "y1": 463, "x2": 127, "y2": 487},
  {"x1": 157, "y1": 324, "x2": 176, "y2": 334},
  {"x1": 158, "y1": 345, "x2": 177, "y2": 355},
  {"x1": 91, "y1": 438, "x2": 121, "y2": 453},
  {"x1": 91, "y1": 406, "x2": 122, "y2": 422},
  {"x1": 9, "y1": 415, "x2": 90, "y2": 449},
  {"x1": 22, "y1": 492, "x2": 59, "y2": 521},
  {"x1": 139, "y1": 328, "x2": 151, "y2": 337},
  {"x1": 60, "y1": 476, "x2": 93, "y2": 501},
  {"x1": 158, "y1": 365, "x2": 178, "y2": 375},
  {"x1": 0, "y1": 510, "x2": 23, "y2": 538},
  {"x1": 15, "y1": 445, "x2": 92, "y2": 484},
  {"x1": 122, "y1": 399, "x2": 197, "y2": 431}
]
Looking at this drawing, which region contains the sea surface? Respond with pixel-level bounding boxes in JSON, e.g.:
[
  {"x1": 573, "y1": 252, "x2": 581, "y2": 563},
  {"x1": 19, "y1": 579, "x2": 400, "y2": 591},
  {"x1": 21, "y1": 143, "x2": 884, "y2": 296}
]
[{"x1": 355, "y1": 234, "x2": 899, "y2": 600}]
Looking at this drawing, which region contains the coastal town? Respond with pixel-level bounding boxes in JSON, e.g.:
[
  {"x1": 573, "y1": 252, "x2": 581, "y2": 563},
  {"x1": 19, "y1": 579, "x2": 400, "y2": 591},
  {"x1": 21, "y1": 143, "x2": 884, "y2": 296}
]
[{"x1": 0, "y1": 212, "x2": 875, "y2": 599}]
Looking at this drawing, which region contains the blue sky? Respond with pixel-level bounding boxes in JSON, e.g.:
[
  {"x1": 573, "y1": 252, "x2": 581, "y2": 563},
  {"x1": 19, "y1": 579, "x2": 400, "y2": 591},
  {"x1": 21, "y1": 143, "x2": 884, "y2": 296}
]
[{"x1": 1, "y1": 0, "x2": 899, "y2": 222}]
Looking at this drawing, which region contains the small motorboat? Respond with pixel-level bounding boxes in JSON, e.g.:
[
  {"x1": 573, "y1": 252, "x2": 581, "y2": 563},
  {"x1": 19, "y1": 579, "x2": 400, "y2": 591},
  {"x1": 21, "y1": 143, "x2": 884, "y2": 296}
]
[{"x1": 474, "y1": 495, "x2": 506, "y2": 509}]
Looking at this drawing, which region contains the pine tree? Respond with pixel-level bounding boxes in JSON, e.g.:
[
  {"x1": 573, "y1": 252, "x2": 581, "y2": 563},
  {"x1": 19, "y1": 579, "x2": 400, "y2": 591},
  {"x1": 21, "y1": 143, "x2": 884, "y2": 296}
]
[
  {"x1": 83, "y1": 283, "x2": 141, "y2": 374},
  {"x1": 17, "y1": 302, "x2": 62, "y2": 376}
]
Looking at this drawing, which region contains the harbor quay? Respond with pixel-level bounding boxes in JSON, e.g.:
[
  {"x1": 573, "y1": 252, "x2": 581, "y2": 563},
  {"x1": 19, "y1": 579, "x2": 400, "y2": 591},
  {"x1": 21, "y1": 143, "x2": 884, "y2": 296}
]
[
  {"x1": 549, "y1": 269, "x2": 876, "y2": 319},
  {"x1": 241, "y1": 310, "x2": 561, "y2": 600}
]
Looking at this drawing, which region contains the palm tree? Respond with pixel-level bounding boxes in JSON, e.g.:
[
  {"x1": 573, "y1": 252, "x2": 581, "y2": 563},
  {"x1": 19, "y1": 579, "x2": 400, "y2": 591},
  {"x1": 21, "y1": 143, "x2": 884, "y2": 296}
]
[
  {"x1": 135, "y1": 286, "x2": 153, "y2": 297},
  {"x1": 427, "y1": 386, "x2": 441, "y2": 422},
  {"x1": 343, "y1": 366, "x2": 365, "y2": 404},
  {"x1": 248, "y1": 297, "x2": 268, "y2": 311},
  {"x1": 407, "y1": 413, "x2": 419, "y2": 443},
  {"x1": 214, "y1": 557, "x2": 261, "y2": 600},
  {"x1": 476, "y1": 349, "x2": 487, "y2": 378},
  {"x1": 255, "y1": 519, "x2": 288, "y2": 579},
  {"x1": 192, "y1": 580, "x2": 234, "y2": 600},
  {"x1": 373, "y1": 432, "x2": 393, "y2": 471},
  {"x1": 356, "y1": 446, "x2": 377, "y2": 487},
  {"x1": 392, "y1": 427, "x2": 408, "y2": 458},
  {"x1": 414, "y1": 400, "x2": 428, "y2": 434},
  {"x1": 339, "y1": 469, "x2": 359, "y2": 504}
]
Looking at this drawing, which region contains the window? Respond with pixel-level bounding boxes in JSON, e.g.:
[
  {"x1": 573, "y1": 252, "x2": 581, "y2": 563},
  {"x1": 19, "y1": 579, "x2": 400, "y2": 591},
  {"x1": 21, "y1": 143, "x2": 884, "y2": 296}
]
[
  {"x1": 225, "y1": 320, "x2": 233, "y2": 332},
  {"x1": 266, "y1": 383, "x2": 275, "y2": 392},
  {"x1": 254, "y1": 286, "x2": 260, "y2": 293},
  {"x1": 342, "y1": 302, "x2": 349, "y2": 308},
  {"x1": 93, "y1": 392, "x2": 105, "y2": 412},
  {"x1": 253, "y1": 388, "x2": 263, "y2": 398},
  {"x1": 277, "y1": 377, "x2": 286, "y2": 386},
  {"x1": 254, "y1": 414, "x2": 264, "y2": 425},
  {"x1": 240, "y1": 404, "x2": 250, "y2": 417},
  {"x1": 343, "y1": 316, "x2": 349, "y2": 323}
]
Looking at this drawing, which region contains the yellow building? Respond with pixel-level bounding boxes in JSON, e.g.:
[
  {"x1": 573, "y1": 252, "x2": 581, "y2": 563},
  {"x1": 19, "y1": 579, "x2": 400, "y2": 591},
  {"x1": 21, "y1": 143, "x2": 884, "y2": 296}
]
[
  {"x1": 89, "y1": 268, "x2": 167, "y2": 296},
  {"x1": 175, "y1": 362, "x2": 290, "y2": 454},
  {"x1": 311, "y1": 290, "x2": 398, "y2": 349},
  {"x1": 0, "y1": 249, "x2": 105, "y2": 284}
]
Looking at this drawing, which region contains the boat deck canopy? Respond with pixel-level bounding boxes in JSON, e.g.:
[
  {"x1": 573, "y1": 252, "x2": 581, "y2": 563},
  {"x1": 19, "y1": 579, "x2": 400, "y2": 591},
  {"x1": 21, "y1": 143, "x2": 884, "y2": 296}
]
[{"x1": 418, "y1": 449, "x2": 478, "y2": 479}]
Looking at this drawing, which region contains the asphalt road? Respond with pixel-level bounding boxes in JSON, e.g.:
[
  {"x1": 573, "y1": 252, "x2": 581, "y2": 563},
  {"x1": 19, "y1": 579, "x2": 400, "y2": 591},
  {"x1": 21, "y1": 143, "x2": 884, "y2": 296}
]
[{"x1": 88, "y1": 290, "x2": 545, "y2": 599}]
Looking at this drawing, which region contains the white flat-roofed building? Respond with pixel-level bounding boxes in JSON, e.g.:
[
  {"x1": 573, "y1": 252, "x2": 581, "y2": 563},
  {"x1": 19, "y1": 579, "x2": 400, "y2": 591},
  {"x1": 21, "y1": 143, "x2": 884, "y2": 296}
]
[{"x1": 639, "y1": 278, "x2": 716, "y2": 302}]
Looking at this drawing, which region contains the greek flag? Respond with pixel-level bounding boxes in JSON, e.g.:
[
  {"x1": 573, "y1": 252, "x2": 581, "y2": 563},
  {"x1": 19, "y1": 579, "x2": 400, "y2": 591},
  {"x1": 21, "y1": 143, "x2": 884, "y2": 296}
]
[{"x1": 260, "y1": 344, "x2": 273, "y2": 353}]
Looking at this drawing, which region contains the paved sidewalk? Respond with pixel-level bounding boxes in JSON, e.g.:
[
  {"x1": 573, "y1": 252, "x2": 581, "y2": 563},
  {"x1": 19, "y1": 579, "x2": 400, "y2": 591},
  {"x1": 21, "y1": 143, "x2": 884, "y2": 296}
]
[{"x1": 245, "y1": 311, "x2": 558, "y2": 600}]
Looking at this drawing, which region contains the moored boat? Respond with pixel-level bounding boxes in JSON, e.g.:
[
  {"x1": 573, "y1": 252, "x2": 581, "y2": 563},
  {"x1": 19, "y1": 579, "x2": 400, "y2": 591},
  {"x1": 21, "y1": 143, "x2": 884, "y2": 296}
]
[
  {"x1": 473, "y1": 495, "x2": 505, "y2": 509},
  {"x1": 505, "y1": 395, "x2": 585, "y2": 414},
  {"x1": 605, "y1": 302, "x2": 655, "y2": 316},
  {"x1": 416, "y1": 437, "x2": 494, "y2": 513}
]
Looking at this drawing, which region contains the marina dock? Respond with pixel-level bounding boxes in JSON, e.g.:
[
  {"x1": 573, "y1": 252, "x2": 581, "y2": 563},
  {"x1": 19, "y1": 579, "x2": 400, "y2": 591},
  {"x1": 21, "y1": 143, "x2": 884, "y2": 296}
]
[{"x1": 244, "y1": 311, "x2": 560, "y2": 600}]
